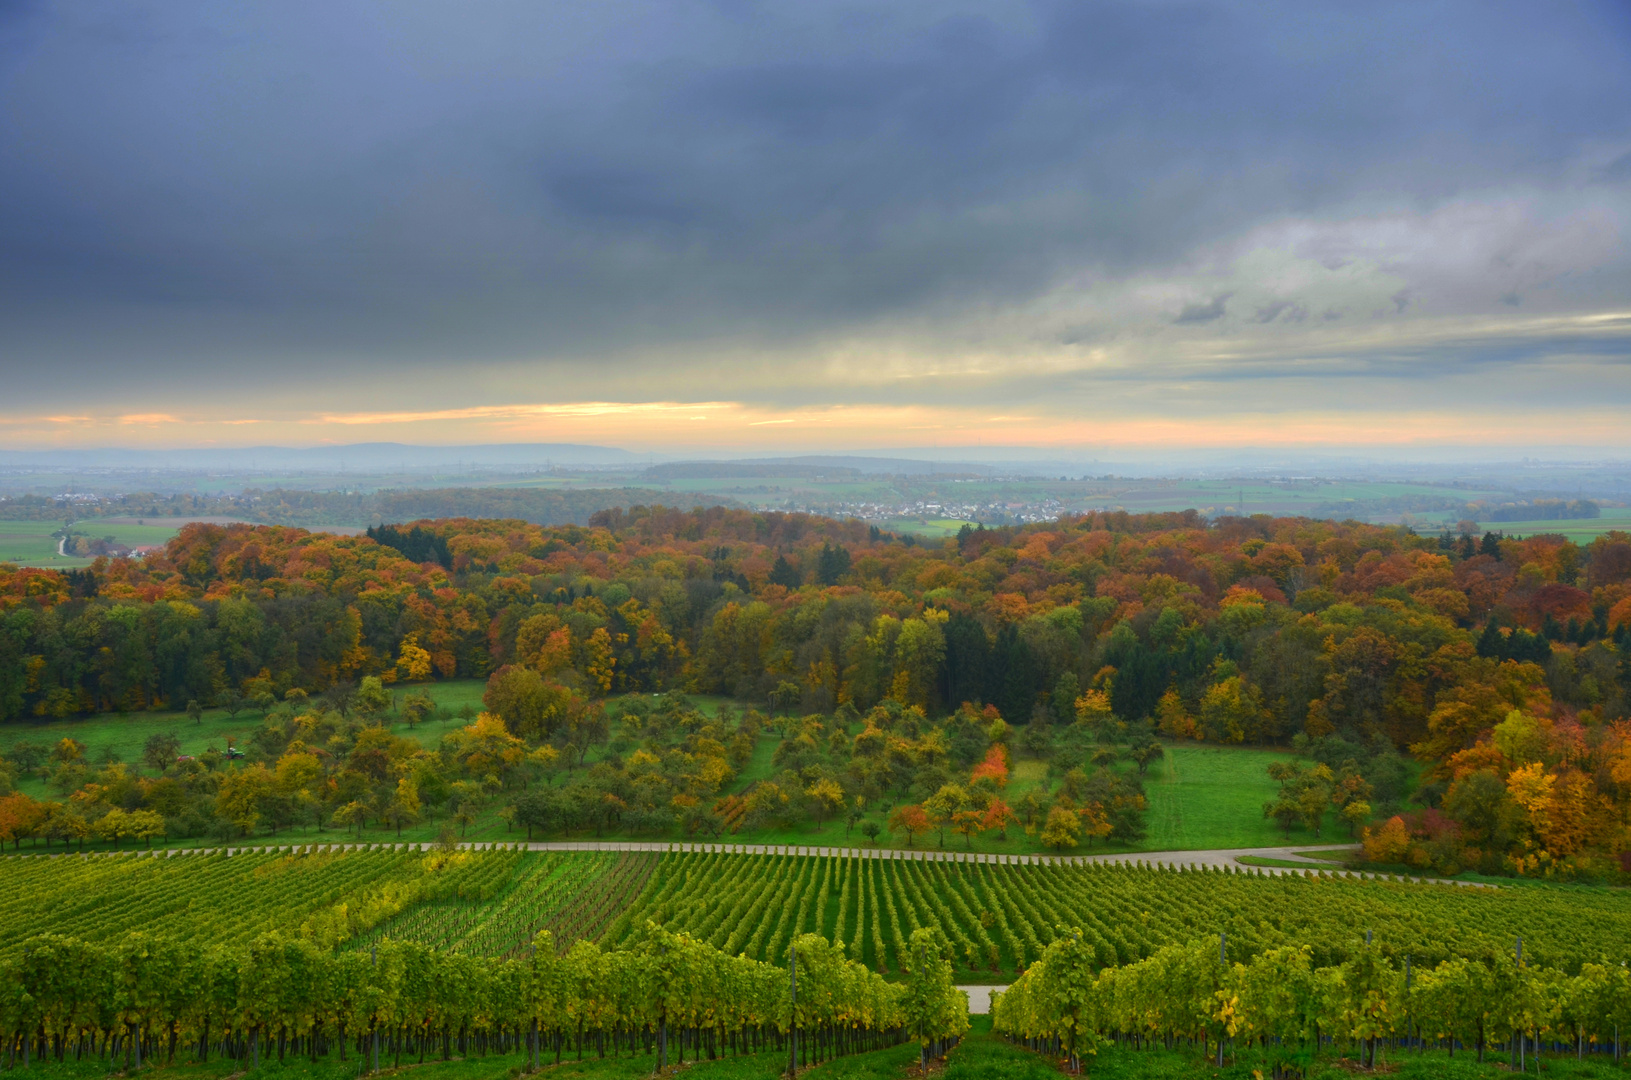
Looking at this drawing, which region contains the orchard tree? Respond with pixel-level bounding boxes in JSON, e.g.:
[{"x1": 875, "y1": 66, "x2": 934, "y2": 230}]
[
  {"x1": 141, "y1": 731, "x2": 182, "y2": 774},
  {"x1": 889, "y1": 804, "x2": 929, "y2": 847},
  {"x1": 805, "y1": 778, "x2": 845, "y2": 832},
  {"x1": 1041, "y1": 805, "x2": 1082, "y2": 850},
  {"x1": 354, "y1": 676, "x2": 392, "y2": 721}
]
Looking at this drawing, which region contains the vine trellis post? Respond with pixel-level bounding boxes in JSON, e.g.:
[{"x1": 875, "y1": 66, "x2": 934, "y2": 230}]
[
  {"x1": 370, "y1": 943, "x2": 379, "y2": 1075},
  {"x1": 787, "y1": 940, "x2": 799, "y2": 1077}
]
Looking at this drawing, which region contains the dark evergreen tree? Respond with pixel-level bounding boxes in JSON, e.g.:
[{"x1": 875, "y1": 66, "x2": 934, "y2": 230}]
[
  {"x1": 1480, "y1": 531, "x2": 1503, "y2": 560},
  {"x1": 365, "y1": 525, "x2": 452, "y2": 569},
  {"x1": 1506, "y1": 628, "x2": 1552, "y2": 664},
  {"x1": 940, "y1": 613, "x2": 990, "y2": 709},
  {"x1": 990, "y1": 624, "x2": 1041, "y2": 724},
  {"x1": 768, "y1": 554, "x2": 802, "y2": 588},
  {"x1": 1109, "y1": 644, "x2": 1168, "y2": 721},
  {"x1": 815, "y1": 542, "x2": 851, "y2": 585},
  {"x1": 1052, "y1": 672, "x2": 1082, "y2": 725}
]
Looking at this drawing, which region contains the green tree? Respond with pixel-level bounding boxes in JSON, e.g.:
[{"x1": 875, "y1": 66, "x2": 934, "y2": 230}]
[
  {"x1": 1040, "y1": 805, "x2": 1082, "y2": 851},
  {"x1": 354, "y1": 676, "x2": 392, "y2": 721},
  {"x1": 141, "y1": 731, "x2": 182, "y2": 774},
  {"x1": 768, "y1": 555, "x2": 801, "y2": 589},
  {"x1": 922, "y1": 784, "x2": 970, "y2": 848},
  {"x1": 816, "y1": 542, "x2": 851, "y2": 586},
  {"x1": 400, "y1": 691, "x2": 436, "y2": 729}
]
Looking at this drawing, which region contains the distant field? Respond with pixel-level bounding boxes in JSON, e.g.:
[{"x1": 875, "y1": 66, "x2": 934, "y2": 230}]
[
  {"x1": 0, "y1": 518, "x2": 185, "y2": 568},
  {"x1": 1482, "y1": 510, "x2": 1631, "y2": 542},
  {"x1": 892, "y1": 518, "x2": 975, "y2": 538}
]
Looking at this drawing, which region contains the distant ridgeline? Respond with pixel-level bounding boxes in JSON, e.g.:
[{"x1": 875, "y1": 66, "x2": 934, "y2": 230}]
[
  {"x1": 1482, "y1": 499, "x2": 1600, "y2": 522},
  {"x1": 0, "y1": 487, "x2": 735, "y2": 527}
]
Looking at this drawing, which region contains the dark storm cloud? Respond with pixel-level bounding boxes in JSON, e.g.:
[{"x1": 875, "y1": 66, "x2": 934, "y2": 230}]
[
  {"x1": 0, "y1": 0, "x2": 1629, "y2": 401},
  {"x1": 1174, "y1": 295, "x2": 1231, "y2": 325}
]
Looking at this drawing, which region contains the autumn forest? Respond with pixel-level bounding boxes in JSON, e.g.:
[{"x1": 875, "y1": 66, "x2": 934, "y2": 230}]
[{"x1": 0, "y1": 507, "x2": 1626, "y2": 882}]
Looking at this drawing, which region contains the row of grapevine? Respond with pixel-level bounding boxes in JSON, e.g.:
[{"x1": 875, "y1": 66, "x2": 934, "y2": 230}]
[
  {"x1": 542, "y1": 852, "x2": 659, "y2": 949},
  {"x1": 993, "y1": 931, "x2": 1631, "y2": 1074},
  {"x1": 608, "y1": 852, "x2": 1631, "y2": 976},
  {"x1": 351, "y1": 853, "x2": 582, "y2": 957},
  {"x1": 0, "y1": 925, "x2": 968, "y2": 1074},
  {"x1": 0, "y1": 847, "x2": 622, "y2": 958},
  {"x1": 10, "y1": 847, "x2": 1631, "y2": 985}
]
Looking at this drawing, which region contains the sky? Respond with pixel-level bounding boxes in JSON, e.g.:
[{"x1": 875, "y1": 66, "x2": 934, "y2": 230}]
[{"x1": 2, "y1": 0, "x2": 1630, "y2": 456}]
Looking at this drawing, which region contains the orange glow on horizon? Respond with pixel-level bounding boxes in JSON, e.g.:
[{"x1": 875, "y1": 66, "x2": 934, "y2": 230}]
[{"x1": 1, "y1": 400, "x2": 1628, "y2": 451}]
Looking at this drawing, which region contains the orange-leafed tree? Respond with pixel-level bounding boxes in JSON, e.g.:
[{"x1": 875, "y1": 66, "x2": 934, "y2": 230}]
[
  {"x1": 970, "y1": 744, "x2": 1009, "y2": 787},
  {"x1": 0, "y1": 793, "x2": 44, "y2": 849},
  {"x1": 888, "y1": 804, "x2": 929, "y2": 848},
  {"x1": 981, "y1": 798, "x2": 1016, "y2": 841}
]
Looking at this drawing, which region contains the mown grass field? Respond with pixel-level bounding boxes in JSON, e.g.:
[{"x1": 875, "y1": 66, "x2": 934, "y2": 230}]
[{"x1": 1140, "y1": 742, "x2": 1303, "y2": 849}]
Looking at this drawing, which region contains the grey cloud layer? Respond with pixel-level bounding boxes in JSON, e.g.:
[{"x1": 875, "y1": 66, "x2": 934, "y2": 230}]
[{"x1": 0, "y1": 0, "x2": 1629, "y2": 413}]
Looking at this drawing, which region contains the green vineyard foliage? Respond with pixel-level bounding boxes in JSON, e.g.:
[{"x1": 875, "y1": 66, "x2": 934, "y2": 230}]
[
  {"x1": 994, "y1": 932, "x2": 1631, "y2": 1073},
  {"x1": 0, "y1": 924, "x2": 957, "y2": 1072},
  {"x1": 611, "y1": 851, "x2": 1631, "y2": 976}
]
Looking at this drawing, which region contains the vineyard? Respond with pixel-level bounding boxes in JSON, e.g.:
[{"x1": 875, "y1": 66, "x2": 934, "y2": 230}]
[
  {"x1": 6, "y1": 844, "x2": 1631, "y2": 1074},
  {"x1": 0, "y1": 845, "x2": 638, "y2": 956},
  {"x1": 0, "y1": 847, "x2": 965, "y2": 1076},
  {"x1": 6, "y1": 846, "x2": 1631, "y2": 983},
  {"x1": 608, "y1": 851, "x2": 1631, "y2": 978},
  {"x1": 351, "y1": 851, "x2": 658, "y2": 958}
]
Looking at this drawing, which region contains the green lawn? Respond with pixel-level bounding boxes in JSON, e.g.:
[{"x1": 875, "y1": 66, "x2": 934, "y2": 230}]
[{"x1": 1140, "y1": 742, "x2": 1305, "y2": 850}]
